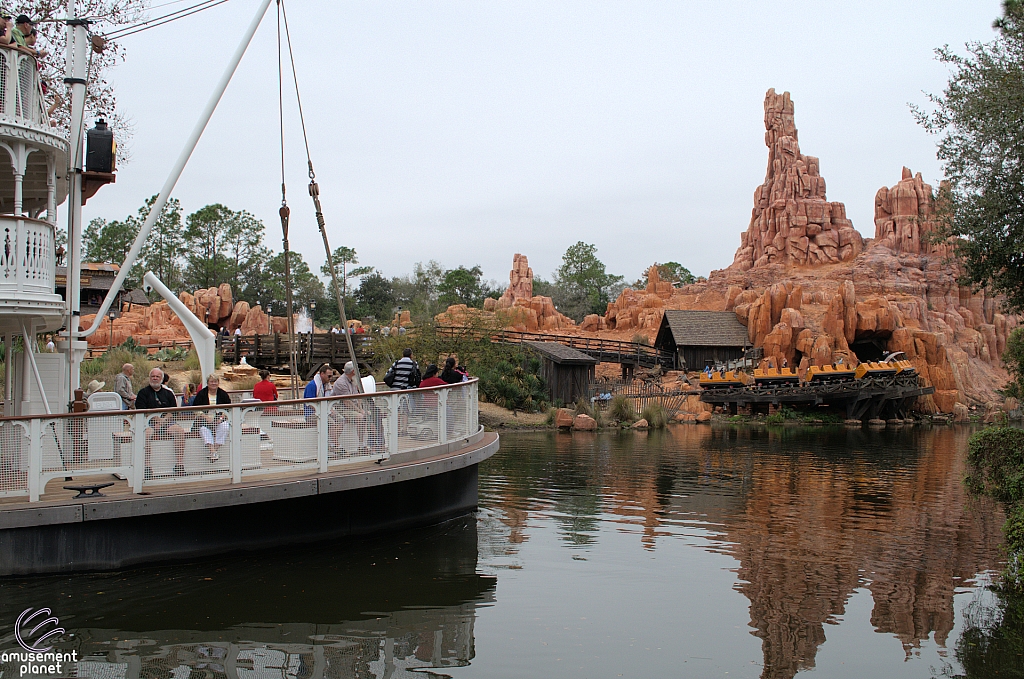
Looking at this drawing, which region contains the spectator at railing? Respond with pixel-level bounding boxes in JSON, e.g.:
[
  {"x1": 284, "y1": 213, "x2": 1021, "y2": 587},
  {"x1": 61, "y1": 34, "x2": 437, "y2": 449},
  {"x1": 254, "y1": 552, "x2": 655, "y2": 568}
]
[
  {"x1": 253, "y1": 369, "x2": 278, "y2": 402},
  {"x1": 0, "y1": 15, "x2": 12, "y2": 45},
  {"x1": 137, "y1": 368, "x2": 186, "y2": 478},
  {"x1": 304, "y1": 364, "x2": 332, "y2": 420},
  {"x1": 419, "y1": 364, "x2": 445, "y2": 389},
  {"x1": 193, "y1": 374, "x2": 231, "y2": 462},
  {"x1": 441, "y1": 357, "x2": 466, "y2": 384},
  {"x1": 11, "y1": 15, "x2": 31, "y2": 48},
  {"x1": 115, "y1": 363, "x2": 136, "y2": 409},
  {"x1": 329, "y1": 362, "x2": 360, "y2": 396}
]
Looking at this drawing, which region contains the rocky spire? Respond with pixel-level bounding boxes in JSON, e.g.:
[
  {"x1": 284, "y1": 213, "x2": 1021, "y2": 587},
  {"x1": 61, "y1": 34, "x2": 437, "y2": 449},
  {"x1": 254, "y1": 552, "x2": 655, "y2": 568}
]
[{"x1": 731, "y1": 89, "x2": 864, "y2": 270}]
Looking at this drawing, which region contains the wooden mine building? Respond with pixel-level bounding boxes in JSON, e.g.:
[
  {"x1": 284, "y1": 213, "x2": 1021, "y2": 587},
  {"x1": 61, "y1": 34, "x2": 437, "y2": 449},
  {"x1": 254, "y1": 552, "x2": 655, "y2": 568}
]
[
  {"x1": 524, "y1": 341, "x2": 597, "y2": 406},
  {"x1": 654, "y1": 310, "x2": 751, "y2": 371}
]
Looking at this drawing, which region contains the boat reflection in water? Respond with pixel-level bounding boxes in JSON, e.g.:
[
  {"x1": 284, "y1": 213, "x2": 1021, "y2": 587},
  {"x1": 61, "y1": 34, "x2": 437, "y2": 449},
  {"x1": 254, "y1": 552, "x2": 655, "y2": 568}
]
[{"x1": 0, "y1": 516, "x2": 494, "y2": 679}]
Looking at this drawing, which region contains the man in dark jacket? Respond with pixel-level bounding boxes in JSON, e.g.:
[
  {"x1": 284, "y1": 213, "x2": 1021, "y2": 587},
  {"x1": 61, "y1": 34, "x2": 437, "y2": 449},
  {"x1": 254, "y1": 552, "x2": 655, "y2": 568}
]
[{"x1": 137, "y1": 368, "x2": 186, "y2": 477}]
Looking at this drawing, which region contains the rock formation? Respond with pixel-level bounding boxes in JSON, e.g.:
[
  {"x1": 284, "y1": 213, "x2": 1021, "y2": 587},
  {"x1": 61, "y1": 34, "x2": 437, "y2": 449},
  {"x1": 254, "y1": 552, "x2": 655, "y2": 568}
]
[
  {"x1": 873, "y1": 167, "x2": 951, "y2": 258},
  {"x1": 442, "y1": 254, "x2": 576, "y2": 332},
  {"x1": 83, "y1": 283, "x2": 295, "y2": 348},
  {"x1": 731, "y1": 89, "x2": 863, "y2": 270}
]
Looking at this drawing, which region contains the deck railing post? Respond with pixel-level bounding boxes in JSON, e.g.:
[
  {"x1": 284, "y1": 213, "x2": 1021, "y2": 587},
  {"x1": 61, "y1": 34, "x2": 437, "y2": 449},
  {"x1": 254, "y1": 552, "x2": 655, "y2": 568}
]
[
  {"x1": 438, "y1": 389, "x2": 448, "y2": 445},
  {"x1": 317, "y1": 399, "x2": 329, "y2": 472},
  {"x1": 229, "y1": 405, "x2": 242, "y2": 484},
  {"x1": 27, "y1": 418, "x2": 41, "y2": 502},
  {"x1": 132, "y1": 412, "x2": 146, "y2": 493},
  {"x1": 387, "y1": 393, "x2": 399, "y2": 458}
]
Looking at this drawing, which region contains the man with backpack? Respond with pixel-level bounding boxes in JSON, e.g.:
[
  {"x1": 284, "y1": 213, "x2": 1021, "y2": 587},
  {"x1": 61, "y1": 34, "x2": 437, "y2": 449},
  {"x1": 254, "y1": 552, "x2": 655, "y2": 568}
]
[{"x1": 385, "y1": 348, "x2": 421, "y2": 390}]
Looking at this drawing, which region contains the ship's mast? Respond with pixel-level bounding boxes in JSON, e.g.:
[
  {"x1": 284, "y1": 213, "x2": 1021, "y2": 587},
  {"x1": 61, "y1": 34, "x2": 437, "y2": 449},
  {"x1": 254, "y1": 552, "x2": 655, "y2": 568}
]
[{"x1": 63, "y1": 0, "x2": 89, "y2": 400}]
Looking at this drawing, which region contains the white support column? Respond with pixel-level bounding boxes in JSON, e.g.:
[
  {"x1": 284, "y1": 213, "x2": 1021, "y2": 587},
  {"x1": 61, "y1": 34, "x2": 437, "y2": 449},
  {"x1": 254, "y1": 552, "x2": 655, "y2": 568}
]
[
  {"x1": 438, "y1": 389, "x2": 448, "y2": 446},
  {"x1": 28, "y1": 417, "x2": 41, "y2": 502},
  {"x1": 46, "y1": 157, "x2": 56, "y2": 224},
  {"x1": 317, "y1": 400, "x2": 329, "y2": 473},
  {"x1": 132, "y1": 412, "x2": 146, "y2": 493},
  {"x1": 387, "y1": 394, "x2": 399, "y2": 460},
  {"x1": 3, "y1": 333, "x2": 11, "y2": 417},
  {"x1": 229, "y1": 405, "x2": 242, "y2": 484},
  {"x1": 13, "y1": 171, "x2": 23, "y2": 215}
]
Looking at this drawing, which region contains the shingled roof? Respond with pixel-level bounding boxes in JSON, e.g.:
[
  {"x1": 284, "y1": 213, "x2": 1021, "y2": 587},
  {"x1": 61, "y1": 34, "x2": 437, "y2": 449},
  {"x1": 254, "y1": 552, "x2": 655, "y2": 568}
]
[
  {"x1": 523, "y1": 341, "x2": 598, "y2": 365},
  {"x1": 657, "y1": 310, "x2": 750, "y2": 348}
]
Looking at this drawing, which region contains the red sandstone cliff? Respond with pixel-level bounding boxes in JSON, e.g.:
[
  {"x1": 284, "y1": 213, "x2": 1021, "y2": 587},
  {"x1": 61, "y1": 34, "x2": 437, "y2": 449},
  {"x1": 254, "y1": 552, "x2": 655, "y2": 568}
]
[{"x1": 598, "y1": 90, "x2": 1018, "y2": 414}]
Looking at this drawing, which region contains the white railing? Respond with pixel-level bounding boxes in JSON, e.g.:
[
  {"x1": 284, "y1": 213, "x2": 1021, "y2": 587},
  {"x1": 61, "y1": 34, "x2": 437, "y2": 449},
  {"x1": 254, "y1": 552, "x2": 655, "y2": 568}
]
[
  {"x1": 0, "y1": 379, "x2": 480, "y2": 502},
  {"x1": 0, "y1": 215, "x2": 56, "y2": 298},
  {"x1": 0, "y1": 47, "x2": 48, "y2": 126}
]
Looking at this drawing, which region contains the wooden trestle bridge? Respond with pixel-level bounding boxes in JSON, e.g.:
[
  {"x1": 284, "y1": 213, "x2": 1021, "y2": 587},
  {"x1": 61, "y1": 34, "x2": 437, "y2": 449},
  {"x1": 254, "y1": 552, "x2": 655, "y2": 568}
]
[
  {"x1": 217, "y1": 327, "x2": 674, "y2": 378},
  {"x1": 699, "y1": 373, "x2": 935, "y2": 421},
  {"x1": 436, "y1": 327, "x2": 676, "y2": 371}
]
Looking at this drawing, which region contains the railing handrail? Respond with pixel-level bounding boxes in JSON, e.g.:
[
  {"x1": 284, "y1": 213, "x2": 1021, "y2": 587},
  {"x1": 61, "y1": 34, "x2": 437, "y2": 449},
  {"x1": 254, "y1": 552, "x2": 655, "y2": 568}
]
[
  {"x1": 0, "y1": 378, "x2": 479, "y2": 423},
  {"x1": 0, "y1": 215, "x2": 55, "y2": 226}
]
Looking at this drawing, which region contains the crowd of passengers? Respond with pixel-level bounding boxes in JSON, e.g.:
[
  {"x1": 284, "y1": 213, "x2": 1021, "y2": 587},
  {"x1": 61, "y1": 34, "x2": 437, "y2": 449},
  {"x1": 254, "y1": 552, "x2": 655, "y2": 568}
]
[{"x1": 104, "y1": 350, "x2": 469, "y2": 477}]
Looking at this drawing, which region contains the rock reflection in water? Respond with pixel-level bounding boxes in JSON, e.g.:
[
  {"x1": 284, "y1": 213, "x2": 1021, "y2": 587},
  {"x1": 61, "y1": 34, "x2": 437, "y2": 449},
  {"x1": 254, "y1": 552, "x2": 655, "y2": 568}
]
[
  {"x1": 0, "y1": 517, "x2": 494, "y2": 679},
  {"x1": 481, "y1": 426, "x2": 1006, "y2": 679}
]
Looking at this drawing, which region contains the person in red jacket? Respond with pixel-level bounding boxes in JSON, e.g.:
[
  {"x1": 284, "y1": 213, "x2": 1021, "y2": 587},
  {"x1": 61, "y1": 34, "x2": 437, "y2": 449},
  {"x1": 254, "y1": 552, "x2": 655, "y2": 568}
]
[{"x1": 419, "y1": 364, "x2": 446, "y2": 388}]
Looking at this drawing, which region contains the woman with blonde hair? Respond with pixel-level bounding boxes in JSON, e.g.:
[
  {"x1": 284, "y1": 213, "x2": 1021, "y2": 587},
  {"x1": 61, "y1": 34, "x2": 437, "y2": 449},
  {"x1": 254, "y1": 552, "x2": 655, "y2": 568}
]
[{"x1": 192, "y1": 374, "x2": 232, "y2": 462}]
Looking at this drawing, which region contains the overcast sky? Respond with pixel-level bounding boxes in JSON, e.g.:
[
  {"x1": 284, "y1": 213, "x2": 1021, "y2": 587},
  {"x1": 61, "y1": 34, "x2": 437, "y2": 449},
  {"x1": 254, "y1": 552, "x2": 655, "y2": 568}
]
[{"x1": 78, "y1": 0, "x2": 999, "y2": 289}]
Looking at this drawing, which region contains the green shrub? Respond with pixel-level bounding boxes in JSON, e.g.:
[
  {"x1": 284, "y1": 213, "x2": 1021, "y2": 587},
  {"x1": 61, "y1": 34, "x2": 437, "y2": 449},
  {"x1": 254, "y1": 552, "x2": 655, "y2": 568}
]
[
  {"x1": 631, "y1": 333, "x2": 651, "y2": 346},
  {"x1": 118, "y1": 337, "x2": 148, "y2": 355},
  {"x1": 608, "y1": 394, "x2": 637, "y2": 423},
  {"x1": 640, "y1": 401, "x2": 667, "y2": 428},
  {"x1": 766, "y1": 412, "x2": 785, "y2": 425},
  {"x1": 966, "y1": 427, "x2": 1024, "y2": 507},
  {"x1": 80, "y1": 358, "x2": 105, "y2": 377},
  {"x1": 154, "y1": 347, "x2": 188, "y2": 362},
  {"x1": 183, "y1": 349, "x2": 201, "y2": 371},
  {"x1": 477, "y1": 357, "x2": 548, "y2": 412},
  {"x1": 966, "y1": 426, "x2": 1024, "y2": 590}
]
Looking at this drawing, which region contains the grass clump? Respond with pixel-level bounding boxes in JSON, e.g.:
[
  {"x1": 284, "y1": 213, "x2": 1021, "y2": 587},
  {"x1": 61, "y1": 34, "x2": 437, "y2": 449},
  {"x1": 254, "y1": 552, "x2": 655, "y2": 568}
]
[
  {"x1": 965, "y1": 426, "x2": 1024, "y2": 590},
  {"x1": 640, "y1": 401, "x2": 667, "y2": 428},
  {"x1": 231, "y1": 374, "x2": 260, "y2": 391},
  {"x1": 765, "y1": 412, "x2": 785, "y2": 426},
  {"x1": 608, "y1": 394, "x2": 637, "y2": 423}
]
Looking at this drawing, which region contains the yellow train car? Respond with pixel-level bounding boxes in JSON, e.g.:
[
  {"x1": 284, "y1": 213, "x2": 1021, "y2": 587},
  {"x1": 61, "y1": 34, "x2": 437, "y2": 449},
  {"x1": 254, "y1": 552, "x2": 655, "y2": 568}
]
[
  {"x1": 699, "y1": 371, "x2": 745, "y2": 389},
  {"x1": 854, "y1": 361, "x2": 899, "y2": 380},
  {"x1": 806, "y1": 364, "x2": 857, "y2": 382},
  {"x1": 753, "y1": 367, "x2": 800, "y2": 387}
]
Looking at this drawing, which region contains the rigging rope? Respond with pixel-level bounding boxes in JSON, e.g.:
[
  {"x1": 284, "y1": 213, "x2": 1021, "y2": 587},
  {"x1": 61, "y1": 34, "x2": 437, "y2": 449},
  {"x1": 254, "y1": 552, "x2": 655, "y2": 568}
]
[
  {"x1": 278, "y1": 0, "x2": 363, "y2": 391},
  {"x1": 101, "y1": 0, "x2": 231, "y2": 39},
  {"x1": 276, "y1": 0, "x2": 299, "y2": 395}
]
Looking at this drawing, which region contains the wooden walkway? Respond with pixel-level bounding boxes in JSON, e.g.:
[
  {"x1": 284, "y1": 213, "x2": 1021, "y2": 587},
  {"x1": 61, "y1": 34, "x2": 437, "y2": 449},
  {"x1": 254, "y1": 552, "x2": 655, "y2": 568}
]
[
  {"x1": 436, "y1": 326, "x2": 675, "y2": 369},
  {"x1": 217, "y1": 333, "x2": 374, "y2": 376}
]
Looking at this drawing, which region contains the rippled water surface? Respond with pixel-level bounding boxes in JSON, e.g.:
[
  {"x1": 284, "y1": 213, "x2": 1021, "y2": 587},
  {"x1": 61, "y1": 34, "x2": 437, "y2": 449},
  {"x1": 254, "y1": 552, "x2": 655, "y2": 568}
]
[{"x1": 1, "y1": 425, "x2": 1019, "y2": 678}]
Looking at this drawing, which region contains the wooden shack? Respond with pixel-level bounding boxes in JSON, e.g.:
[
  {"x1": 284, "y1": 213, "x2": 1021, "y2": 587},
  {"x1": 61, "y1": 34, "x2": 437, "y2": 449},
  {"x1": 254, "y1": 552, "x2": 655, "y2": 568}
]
[
  {"x1": 654, "y1": 310, "x2": 750, "y2": 371},
  {"x1": 524, "y1": 341, "x2": 597, "y2": 406}
]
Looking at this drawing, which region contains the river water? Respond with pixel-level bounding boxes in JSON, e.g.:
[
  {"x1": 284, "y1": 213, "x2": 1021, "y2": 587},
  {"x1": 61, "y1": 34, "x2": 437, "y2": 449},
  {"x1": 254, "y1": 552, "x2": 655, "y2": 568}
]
[{"x1": 0, "y1": 425, "x2": 1018, "y2": 678}]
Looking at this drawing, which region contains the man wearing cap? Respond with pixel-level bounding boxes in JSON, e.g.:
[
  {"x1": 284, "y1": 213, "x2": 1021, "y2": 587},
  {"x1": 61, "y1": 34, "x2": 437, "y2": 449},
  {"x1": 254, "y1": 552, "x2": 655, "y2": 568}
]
[
  {"x1": 12, "y1": 15, "x2": 32, "y2": 48},
  {"x1": 328, "y1": 361, "x2": 368, "y2": 452},
  {"x1": 329, "y1": 361, "x2": 360, "y2": 397}
]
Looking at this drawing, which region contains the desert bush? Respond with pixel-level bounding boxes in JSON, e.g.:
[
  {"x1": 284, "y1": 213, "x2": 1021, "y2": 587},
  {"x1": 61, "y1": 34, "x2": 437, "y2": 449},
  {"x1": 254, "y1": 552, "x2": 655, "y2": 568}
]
[
  {"x1": 631, "y1": 333, "x2": 651, "y2": 346},
  {"x1": 608, "y1": 394, "x2": 637, "y2": 423},
  {"x1": 640, "y1": 401, "x2": 667, "y2": 428}
]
